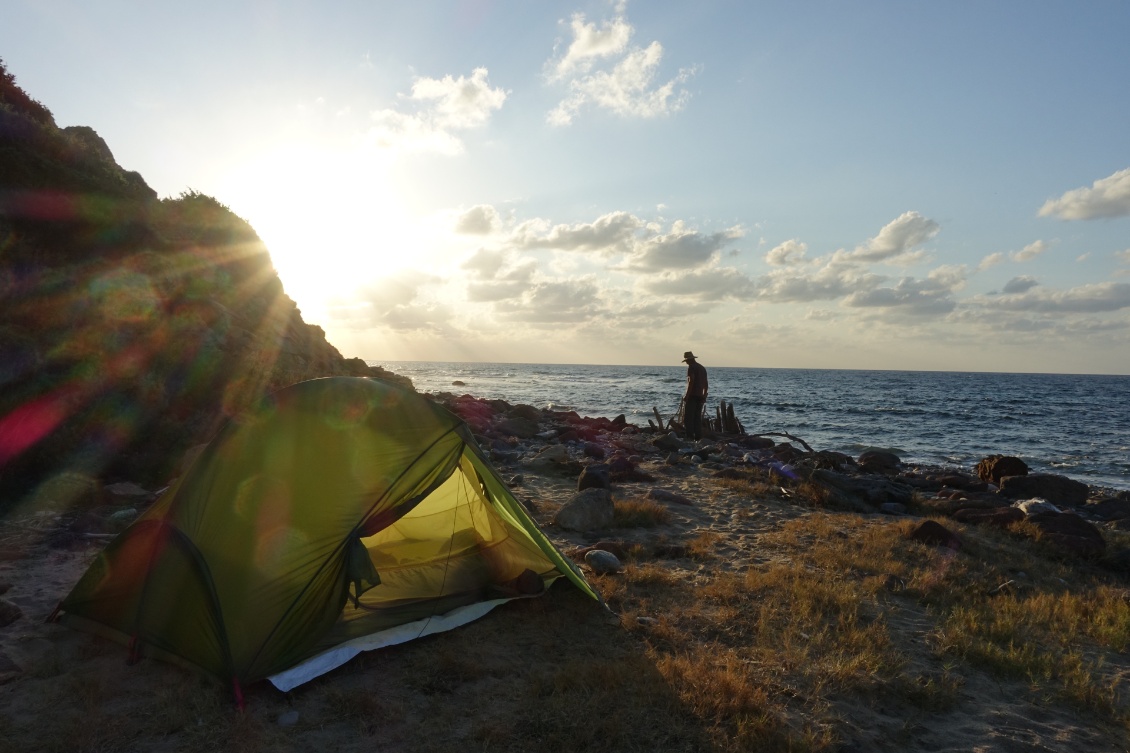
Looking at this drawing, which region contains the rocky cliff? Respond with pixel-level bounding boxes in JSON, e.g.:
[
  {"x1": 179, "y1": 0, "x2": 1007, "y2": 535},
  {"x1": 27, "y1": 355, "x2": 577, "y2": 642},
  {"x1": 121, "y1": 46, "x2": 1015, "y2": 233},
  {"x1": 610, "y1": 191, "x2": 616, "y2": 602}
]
[{"x1": 0, "y1": 59, "x2": 409, "y2": 508}]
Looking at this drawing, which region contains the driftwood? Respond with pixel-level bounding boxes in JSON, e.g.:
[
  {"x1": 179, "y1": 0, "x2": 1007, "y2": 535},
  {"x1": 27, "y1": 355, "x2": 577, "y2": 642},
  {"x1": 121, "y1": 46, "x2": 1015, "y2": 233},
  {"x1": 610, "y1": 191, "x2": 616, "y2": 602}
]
[{"x1": 752, "y1": 431, "x2": 815, "y2": 454}]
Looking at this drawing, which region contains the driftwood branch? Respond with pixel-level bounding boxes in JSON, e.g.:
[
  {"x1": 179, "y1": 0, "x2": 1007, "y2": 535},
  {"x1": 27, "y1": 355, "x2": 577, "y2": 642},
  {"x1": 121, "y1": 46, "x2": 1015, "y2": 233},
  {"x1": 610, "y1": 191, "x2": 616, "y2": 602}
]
[{"x1": 752, "y1": 431, "x2": 816, "y2": 454}]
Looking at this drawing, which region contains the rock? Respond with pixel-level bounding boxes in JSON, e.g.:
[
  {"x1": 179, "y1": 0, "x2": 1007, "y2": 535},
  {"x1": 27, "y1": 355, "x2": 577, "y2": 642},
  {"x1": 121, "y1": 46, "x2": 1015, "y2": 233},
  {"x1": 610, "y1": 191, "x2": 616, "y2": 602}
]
[
  {"x1": 907, "y1": 520, "x2": 961, "y2": 550},
  {"x1": 552, "y1": 488, "x2": 614, "y2": 531},
  {"x1": 277, "y1": 710, "x2": 300, "y2": 727},
  {"x1": 27, "y1": 472, "x2": 102, "y2": 511},
  {"x1": 739, "y1": 436, "x2": 775, "y2": 450},
  {"x1": 975, "y1": 455, "x2": 1029, "y2": 485},
  {"x1": 1028, "y1": 512, "x2": 1104, "y2": 558},
  {"x1": 507, "y1": 474, "x2": 524, "y2": 487},
  {"x1": 573, "y1": 540, "x2": 629, "y2": 559},
  {"x1": 664, "y1": 452, "x2": 681, "y2": 466},
  {"x1": 0, "y1": 651, "x2": 21, "y2": 684},
  {"x1": 0, "y1": 582, "x2": 10, "y2": 595},
  {"x1": 582, "y1": 442, "x2": 606, "y2": 460},
  {"x1": 103, "y1": 482, "x2": 149, "y2": 501},
  {"x1": 451, "y1": 380, "x2": 465, "y2": 386},
  {"x1": 584, "y1": 549, "x2": 622, "y2": 574},
  {"x1": 1084, "y1": 497, "x2": 1130, "y2": 521},
  {"x1": 953, "y1": 507, "x2": 1025, "y2": 528},
  {"x1": 107, "y1": 508, "x2": 140, "y2": 530},
  {"x1": 651, "y1": 433, "x2": 682, "y2": 452},
  {"x1": 644, "y1": 488, "x2": 694, "y2": 506},
  {"x1": 1013, "y1": 497, "x2": 1060, "y2": 516},
  {"x1": 510, "y1": 404, "x2": 542, "y2": 422},
  {"x1": 1103, "y1": 549, "x2": 1130, "y2": 573},
  {"x1": 858, "y1": 449, "x2": 901, "y2": 475},
  {"x1": 578, "y1": 464, "x2": 611, "y2": 492},
  {"x1": 495, "y1": 417, "x2": 539, "y2": 439},
  {"x1": 998, "y1": 473, "x2": 1089, "y2": 507},
  {"x1": 811, "y1": 469, "x2": 915, "y2": 506},
  {"x1": 879, "y1": 502, "x2": 906, "y2": 515},
  {"x1": 0, "y1": 599, "x2": 22, "y2": 628},
  {"x1": 534, "y1": 445, "x2": 569, "y2": 464},
  {"x1": 930, "y1": 473, "x2": 988, "y2": 492}
]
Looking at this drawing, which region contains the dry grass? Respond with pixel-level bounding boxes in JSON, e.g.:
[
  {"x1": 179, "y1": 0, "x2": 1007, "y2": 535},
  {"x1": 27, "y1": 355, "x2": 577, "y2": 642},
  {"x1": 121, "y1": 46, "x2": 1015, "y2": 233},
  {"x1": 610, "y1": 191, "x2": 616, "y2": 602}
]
[{"x1": 3, "y1": 472, "x2": 1129, "y2": 752}]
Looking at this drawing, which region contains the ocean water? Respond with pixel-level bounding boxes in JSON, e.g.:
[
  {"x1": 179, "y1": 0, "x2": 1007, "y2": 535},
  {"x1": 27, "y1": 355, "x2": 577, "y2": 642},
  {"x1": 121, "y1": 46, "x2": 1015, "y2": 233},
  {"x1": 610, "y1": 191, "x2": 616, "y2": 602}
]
[{"x1": 373, "y1": 362, "x2": 1130, "y2": 492}]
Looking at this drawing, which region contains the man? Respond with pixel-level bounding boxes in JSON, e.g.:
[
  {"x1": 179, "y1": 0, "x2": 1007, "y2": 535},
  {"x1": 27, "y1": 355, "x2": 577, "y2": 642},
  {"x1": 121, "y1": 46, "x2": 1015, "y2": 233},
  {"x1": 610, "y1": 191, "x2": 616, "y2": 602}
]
[{"x1": 682, "y1": 351, "x2": 708, "y2": 441}]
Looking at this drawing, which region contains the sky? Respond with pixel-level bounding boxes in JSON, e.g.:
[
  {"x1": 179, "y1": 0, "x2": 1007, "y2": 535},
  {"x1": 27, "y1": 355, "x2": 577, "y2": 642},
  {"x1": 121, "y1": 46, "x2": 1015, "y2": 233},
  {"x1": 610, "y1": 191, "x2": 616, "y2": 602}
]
[{"x1": 4, "y1": 1, "x2": 1130, "y2": 373}]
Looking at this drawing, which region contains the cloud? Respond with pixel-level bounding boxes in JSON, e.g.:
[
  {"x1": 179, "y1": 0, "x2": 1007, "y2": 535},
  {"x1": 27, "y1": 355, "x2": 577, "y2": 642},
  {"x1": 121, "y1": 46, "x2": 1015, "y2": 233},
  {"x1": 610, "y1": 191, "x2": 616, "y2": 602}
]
[
  {"x1": 840, "y1": 211, "x2": 940, "y2": 264},
  {"x1": 511, "y1": 211, "x2": 643, "y2": 254},
  {"x1": 328, "y1": 271, "x2": 454, "y2": 333},
  {"x1": 549, "y1": 12, "x2": 633, "y2": 80},
  {"x1": 546, "y1": 10, "x2": 695, "y2": 126},
  {"x1": 1001, "y1": 275, "x2": 1039, "y2": 294},
  {"x1": 455, "y1": 205, "x2": 502, "y2": 235},
  {"x1": 366, "y1": 67, "x2": 506, "y2": 154},
  {"x1": 465, "y1": 259, "x2": 537, "y2": 303},
  {"x1": 977, "y1": 252, "x2": 1006, "y2": 271},
  {"x1": 756, "y1": 263, "x2": 883, "y2": 303},
  {"x1": 507, "y1": 211, "x2": 739, "y2": 272},
  {"x1": 977, "y1": 281, "x2": 1130, "y2": 313},
  {"x1": 622, "y1": 221, "x2": 743, "y2": 272},
  {"x1": 493, "y1": 278, "x2": 605, "y2": 324},
  {"x1": 1011, "y1": 239, "x2": 1049, "y2": 262},
  {"x1": 461, "y1": 248, "x2": 507, "y2": 278},
  {"x1": 1116, "y1": 248, "x2": 1130, "y2": 264},
  {"x1": 642, "y1": 266, "x2": 757, "y2": 301},
  {"x1": 842, "y1": 265, "x2": 966, "y2": 316},
  {"x1": 766, "y1": 239, "x2": 808, "y2": 266},
  {"x1": 1038, "y1": 167, "x2": 1130, "y2": 221}
]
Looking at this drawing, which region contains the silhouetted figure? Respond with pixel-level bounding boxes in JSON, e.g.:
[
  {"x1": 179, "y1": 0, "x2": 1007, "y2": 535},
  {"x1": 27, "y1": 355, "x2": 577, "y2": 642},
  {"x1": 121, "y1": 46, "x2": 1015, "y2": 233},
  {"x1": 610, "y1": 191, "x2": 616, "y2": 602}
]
[{"x1": 682, "y1": 351, "x2": 708, "y2": 441}]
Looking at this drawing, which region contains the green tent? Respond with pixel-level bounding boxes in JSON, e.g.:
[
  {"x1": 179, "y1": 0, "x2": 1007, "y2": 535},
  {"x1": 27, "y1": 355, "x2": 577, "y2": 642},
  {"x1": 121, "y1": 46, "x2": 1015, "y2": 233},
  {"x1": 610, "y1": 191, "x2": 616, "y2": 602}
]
[{"x1": 56, "y1": 377, "x2": 598, "y2": 696}]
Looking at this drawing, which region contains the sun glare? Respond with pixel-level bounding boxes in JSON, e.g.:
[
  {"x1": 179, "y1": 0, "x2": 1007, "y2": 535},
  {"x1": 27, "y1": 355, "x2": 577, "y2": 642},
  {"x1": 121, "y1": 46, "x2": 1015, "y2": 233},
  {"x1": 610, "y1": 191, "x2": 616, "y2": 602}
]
[{"x1": 220, "y1": 145, "x2": 429, "y2": 319}]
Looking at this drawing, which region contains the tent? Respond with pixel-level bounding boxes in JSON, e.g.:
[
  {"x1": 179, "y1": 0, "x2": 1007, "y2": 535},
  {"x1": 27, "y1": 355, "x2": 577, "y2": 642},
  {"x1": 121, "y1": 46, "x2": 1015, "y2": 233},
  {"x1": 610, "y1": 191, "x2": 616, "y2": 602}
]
[{"x1": 54, "y1": 377, "x2": 599, "y2": 697}]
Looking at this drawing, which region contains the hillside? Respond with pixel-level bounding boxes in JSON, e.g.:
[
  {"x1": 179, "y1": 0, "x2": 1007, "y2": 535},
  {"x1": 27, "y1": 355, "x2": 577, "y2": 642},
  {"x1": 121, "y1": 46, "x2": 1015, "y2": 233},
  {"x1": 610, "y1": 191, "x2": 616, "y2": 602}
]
[{"x1": 0, "y1": 59, "x2": 407, "y2": 509}]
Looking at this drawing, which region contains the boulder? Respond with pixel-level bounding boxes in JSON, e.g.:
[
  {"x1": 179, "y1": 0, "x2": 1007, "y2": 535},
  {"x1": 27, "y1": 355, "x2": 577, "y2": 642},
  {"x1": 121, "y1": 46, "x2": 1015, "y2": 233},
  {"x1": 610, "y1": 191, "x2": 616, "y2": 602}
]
[
  {"x1": 1084, "y1": 497, "x2": 1130, "y2": 521},
  {"x1": 1013, "y1": 498, "x2": 1060, "y2": 516},
  {"x1": 908, "y1": 520, "x2": 961, "y2": 550},
  {"x1": 975, "y1": 455, "x2": 1028, "y2": 485},
  {"x1": 495, "y1": 417, "x2": 539, "y2": 439},
  {"x1": 0, "y1": 599, "x2": 21, "y2": 628},
  {"x1": 953, "y1": 506, "x2": 1025, "y2": 528},
  {"x1": 998, "y1": 473, "x2": 1089, "y2": 507},
  {"x1": 584, "y1": 549, "x2": 622, "y2": 574},
  {"x1": 811, "y1": 469, "x2": 915, "y2": 506},
  {"x1": 578, "y1": 464, "x2": 611, "y2": 492},
  {"x1": 651, "y1": 433, "x2": 682, "y2": 452},
  {"x1": 1028, "y1": 512, "x2": 1104, "y2": 558},
  {"x1": 534, "y1": 445, "x2": 569, "y2": 464},
  {"x1": 857, "y1": 449, "x2": 901, "y2": 475},
  {"x1": 582, "y1": 442, "x2": 606, "y2": 460},
  {"x1": 552, "y1": 488, "x2": 614, "y2": 531},
  {"x1": 510, "y1": 404, "x2": 542, "y2": 422}
]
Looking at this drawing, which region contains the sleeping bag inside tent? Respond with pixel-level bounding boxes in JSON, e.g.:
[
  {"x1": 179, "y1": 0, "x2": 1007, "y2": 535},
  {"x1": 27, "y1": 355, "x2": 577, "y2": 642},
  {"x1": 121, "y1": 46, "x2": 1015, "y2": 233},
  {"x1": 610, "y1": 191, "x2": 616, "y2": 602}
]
[{"x1": 55, "y1": 377, "x2": 599, "y2": 692}]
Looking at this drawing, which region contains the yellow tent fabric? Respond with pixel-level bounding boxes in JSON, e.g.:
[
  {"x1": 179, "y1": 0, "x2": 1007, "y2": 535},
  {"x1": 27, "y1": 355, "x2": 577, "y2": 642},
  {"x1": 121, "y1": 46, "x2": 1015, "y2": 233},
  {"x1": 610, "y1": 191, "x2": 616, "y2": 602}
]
[{"x1": 57, "y1": 377, "x2": 598, "y2": 691}]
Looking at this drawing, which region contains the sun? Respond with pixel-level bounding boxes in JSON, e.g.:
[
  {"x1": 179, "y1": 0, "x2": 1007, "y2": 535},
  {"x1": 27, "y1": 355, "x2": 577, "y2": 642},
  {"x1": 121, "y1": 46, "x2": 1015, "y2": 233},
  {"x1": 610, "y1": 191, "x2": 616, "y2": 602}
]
[{"x1": 218, "y1": 143, "x2": 425, "y2": 319}]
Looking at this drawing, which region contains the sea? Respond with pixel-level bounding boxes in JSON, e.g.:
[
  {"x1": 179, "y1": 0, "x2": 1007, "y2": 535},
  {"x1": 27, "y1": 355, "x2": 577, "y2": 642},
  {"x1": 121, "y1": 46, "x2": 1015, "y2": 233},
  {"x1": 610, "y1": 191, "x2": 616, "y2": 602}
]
[{"x1": 372, "y1": 362, "x2": 1130, "y2": 492}]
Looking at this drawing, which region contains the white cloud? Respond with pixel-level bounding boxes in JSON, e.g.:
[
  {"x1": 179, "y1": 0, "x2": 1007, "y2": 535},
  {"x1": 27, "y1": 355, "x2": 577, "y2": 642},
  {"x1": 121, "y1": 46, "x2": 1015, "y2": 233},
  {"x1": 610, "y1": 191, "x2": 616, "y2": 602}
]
[
  {"x1": 455, "y1": 205, "x2": 502, "y2": 235},
  {"x1": 977, "y1": 281, "x2": 1130, "y2": 313},
  {"x1": 511, "y1": 211, "x2": 643, "y2": 254},
  {"x1": 642, "y1": 266, "x2": 757, "y2": 301},
  {"x1": 843, "y1": 265, "x2": 966, "y2": 316},
  {"x1": 546, "y1": 9, "x2": 696, "y2": 126},
  {"x1": 1001, "y1": 275, "x2": 1039, "y2": 294},
  {"x1": 1011, "y1": 240, "x2": 1049, "y2": 262},
  {"x1": 766, "y1": 239, "x2": 808, "y2": 266},
  {"x1": 756, "y1": 263, "x2": 883, "y2": 303},
  {"x1": 841, "y1": 211, "x2": 940, "y2": 264},
  {"x1": 366, "y1": 67, "x2": 506, "y2": 155},
  {"x1": 461, "y1": 248, "x2": 507, "y2": 278},
  {"x1": 549, "y1": 12, "x2": 633, "y2": 80},
  {"x1": 493, "y1": 278, "x2": 605, "y2": 324},
  {"x1": 409, "y1": 67, "x2": 507, "y2": 129},
  {"x1": 507, "y1": 212, "x2": 740, "y2": 272},
  {"x1": 1038, "y1": 167, "x2": 1130, "y2": 220},
  {"x1": 622, "y1": 222, "x2": 743, "y2": 272},
  {"x1": 1116, "y1": 248, "x2": 1130, "y2": 264},
  {"x1": 328, "y1": 271, "x2": 455, "y2": 333},
  {"x1": 977, "y1": 252, "x2": 1006, "y2": 271}
]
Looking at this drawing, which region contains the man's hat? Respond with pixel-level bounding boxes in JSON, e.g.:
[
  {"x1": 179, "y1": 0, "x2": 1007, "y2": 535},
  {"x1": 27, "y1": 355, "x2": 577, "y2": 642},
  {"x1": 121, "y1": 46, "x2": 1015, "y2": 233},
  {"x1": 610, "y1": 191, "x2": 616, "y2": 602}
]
[{"x1": 682, "y1": 351, "x2": 697, "y2": 362}]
